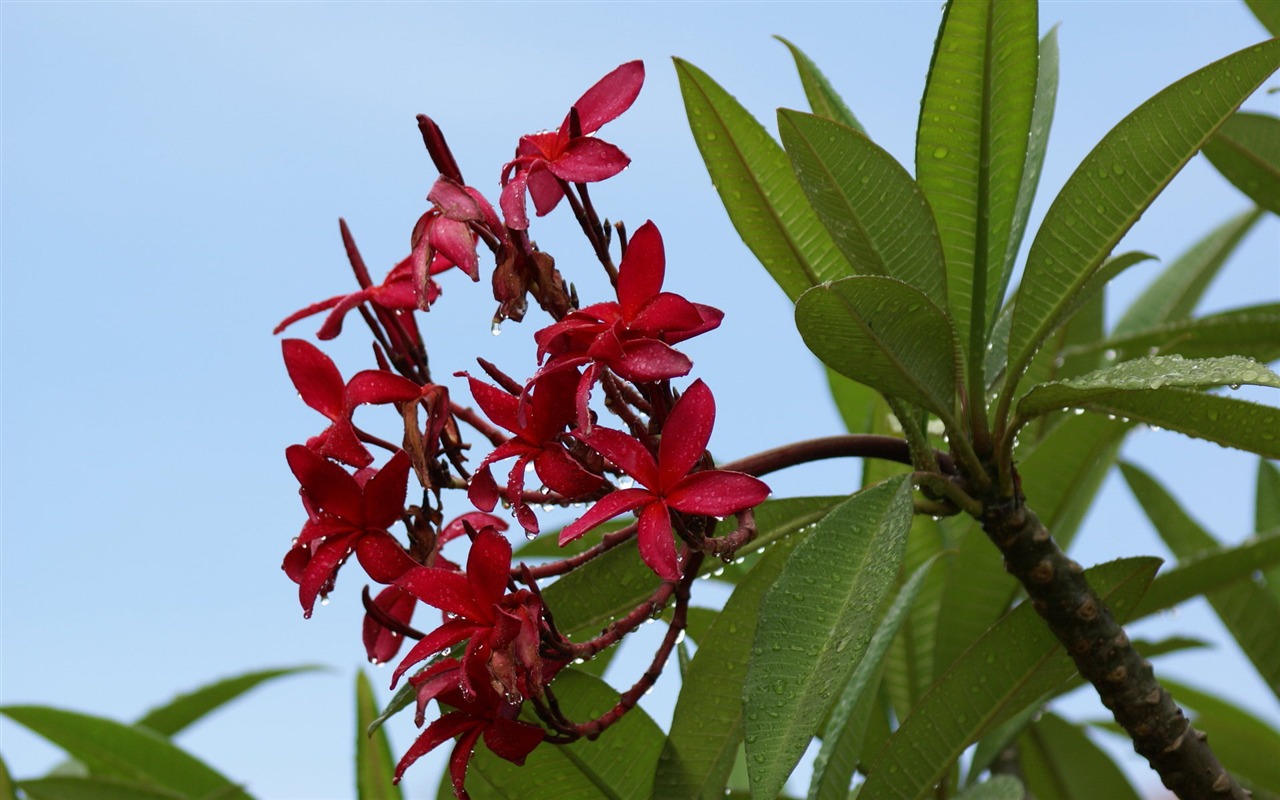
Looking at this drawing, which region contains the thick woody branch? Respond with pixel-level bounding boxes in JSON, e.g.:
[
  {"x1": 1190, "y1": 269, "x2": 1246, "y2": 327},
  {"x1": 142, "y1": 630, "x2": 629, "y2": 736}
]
[{"x1": 979, "y1": 493, "x2": 1246, "y2": 799}]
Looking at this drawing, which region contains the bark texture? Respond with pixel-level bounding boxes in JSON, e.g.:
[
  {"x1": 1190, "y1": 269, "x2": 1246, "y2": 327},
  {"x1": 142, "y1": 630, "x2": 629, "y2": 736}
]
[{"x1": 979, "y1": 491, "x2": 1248, "y2": 800}]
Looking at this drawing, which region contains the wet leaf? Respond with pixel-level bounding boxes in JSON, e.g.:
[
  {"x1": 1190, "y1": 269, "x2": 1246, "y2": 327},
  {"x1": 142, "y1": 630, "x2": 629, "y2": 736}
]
[
  {"x1": 775, "y1": 37, "x2": 865, "y2": 133},
  {"x1": 355, "y1": 671, "x2": 402, "y2": 800},
  {"x1": 1019, "y1": 713, "x2": 1140, "y2": 800},
  {"x1": 1202, "y1": 112, "x2": 1280, "y2": 213}
]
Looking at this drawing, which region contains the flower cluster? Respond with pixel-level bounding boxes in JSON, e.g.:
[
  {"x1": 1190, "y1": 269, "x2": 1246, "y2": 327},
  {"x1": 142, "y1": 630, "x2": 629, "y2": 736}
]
[{"x1": 276, "y1": 60, "x2": 769, "y2": 798}]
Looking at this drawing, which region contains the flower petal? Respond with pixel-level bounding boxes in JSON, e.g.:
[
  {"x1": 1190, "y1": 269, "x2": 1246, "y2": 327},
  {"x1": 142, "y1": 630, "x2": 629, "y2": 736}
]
[
  {"x1": 573, "y1": 60, "x2": 645, "y2": 135},
  {"x1": 447, "y1": 725, "x2": 486, "y2": 798},
  {"x1": 667, "y1": 470, "x2": 772, "y2": 517},
  {"x1": 286, "y1": 445, "x2": 363, "y2": 521},
  {"x1": 658, "y1": 379, "x2": 715, "y2": 487},
  {"x1": 355, "y1": 531, "x2": 417, "y2": 584},
  {"x1": 628, "y1": 293, "x2": 709, "y2": 338},
  {"x1": 398, "y1": 566, "x2": 486, "y2": 621},
  {"x1": 283, "y1": 339, "x2": 346, "y2": 420},
  {"x1": 548, "y1": 138, "x2": 630, "y2": 184},
  {"x1": 296, "y1": 535, "x2": 352, "y2": 619},
  {"x1": 637, "y1": 502, "x2": 680, "y2": 581},
  {"x1": 534, "y1": 445, "x2": 602, "y2": 499},
  {"x1": 428, "y1": 217, "x2": 480, "y2": 280},
  {"x1": 499, "y1": 167, "x2": 532, "y2": 230},
  {"x1": 464, "y1": 374, "x2": 522, "y2": 434},
  {"x1": 576, "y1": 426, "x2": 659, "y2": 490},
  {"x1": 428, "y1": 176, "x2": 484, "y2": 221},
  {"x1": 526, "y1": 165, "x2": 565, "y2": 217},
  {"x1": 394, "y1": 711, "x2": 477, "y2": 783},
  {"x1": 362, "y1": 585, "x2": 416, "y2": 664},
  {"x1": 466, "y1": 527, "x2": 512, "y2": 612},
  {"x1": 616, "y1": 221, "x2": 665, "y2": 319},
  {"x1": 483, "y1": 716, "x2": 547, "y2": 765},
  {"x1": 613, "y1": 338, "x2": 693, "y2": 383},
  {"x1": 392, "y1": 618, "x2": 478, "y2": 688},
  {"x1": 362, "y1": 450, "x2": 411, "y2": 529},
  {"x1": 558, "y1": 488, "x2": 653, "y2": 546},
  {"x1": 346, "y1": 370, "x2": 422, "y2": 406}
]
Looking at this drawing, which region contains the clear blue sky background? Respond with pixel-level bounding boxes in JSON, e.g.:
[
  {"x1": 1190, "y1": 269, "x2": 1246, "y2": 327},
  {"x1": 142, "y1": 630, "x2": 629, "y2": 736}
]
[{"x1": 3, "y1": 2, "x2": 1278, "y2": 798}]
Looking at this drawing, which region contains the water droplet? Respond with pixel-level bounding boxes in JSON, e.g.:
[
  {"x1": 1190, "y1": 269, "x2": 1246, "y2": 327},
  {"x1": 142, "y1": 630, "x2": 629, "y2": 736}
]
[
  {"x1": 1112, "y1": 163, "x2": 1125, "y2": 175},
  {"x1": 933, "y1": 146, "x2": 949, "y2": 159},
  {"x1": 490, "y1": 321, "x2": 502, "y2": 336}
]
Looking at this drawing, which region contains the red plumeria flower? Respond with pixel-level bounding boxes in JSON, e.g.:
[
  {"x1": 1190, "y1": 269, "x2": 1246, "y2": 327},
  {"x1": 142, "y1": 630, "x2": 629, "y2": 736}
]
[
  {"x1": 409, "y1": 177, "x2": 503, "y2": 307},
  {"x1": 560, "y1": 380, "x2": 770, "y2": 580},
  {"x1": 395, "y1": 658, "x2": 545, "y2": 798},
  {"x1": 499, "y1": 61, "x2": 644, "y2": 230},
  {"x1": 531, "y1": 221, "x2": 722, "y2": 426},
  {"x1": 463, "y1": 369, "x2": 601, "y2": 534},
  {"x1": 275, "y1": 254, "x2": 425, "y2": 341},
  {"x1": 362, "y1": 512, "x2": 507, "y2": 664},
  {"x1": 283, "y1": 446, "x2": 418, "y2": 617},
  {"x1": 392, "y1": 527, "x2": 547, "y2": 701},
  {"x1": 281, "y1": 339, "x2": 423, "y2": 468}
]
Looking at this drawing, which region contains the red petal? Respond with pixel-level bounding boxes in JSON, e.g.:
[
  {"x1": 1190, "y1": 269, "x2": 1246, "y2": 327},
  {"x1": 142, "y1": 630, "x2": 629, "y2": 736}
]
[
  {"x1": 274, "y1": 294, "x2": 343, "y2": 335},
  {"x1": 428, "y1": 176, "x2": 484, "y2": 222},
  {"x1": 316, "y1": 290, "x2": 374, "y2": 340},
  {"x1": 558, "y1": 488, "x2": 653, "y2": 546},
  {"x1": 628, "y1": 293, "x2": 707, "y2": 337},
  {"x1": 346, "y1": 370, "x2": 421, "y2": 405},
  {"x1": 465, "y1": 375, "x2": 521, "y2": 434},
  {"x1": 467, "y1": 464, "x2": 501, "y2": 513},
  {"x1": 363, "y1": 585, "x2": 416, "y2": 664},
  {"x1": 548, "y1": 138, "x2": 629, "y2": 184},
  {"x1": 440, "y1": 512, "x2": 508, "y2": 546},
  {"x1": 394, "y1": 712, "x2": 478, "y2": 783},
  {"x1": 616, "y1": 221, "x2": 665, "y2": 319},
  {"x1": 314, "y1": 421, "x2": 374, "y2": 469},
  {"x1": 428, "y1": 217, "x2": 480, "y2": 280},
  {"x1": 576, "y1": 427, "x2": 659, "y2": 490},
  {"x1": 286, "y1": 445, "x2": 363, "y2": 521},
  {"x1": 483, "y1": 717, "x2": 546, "y2": 764},
  {"x1": 362, "y1": 451, "x2": 411, "y2": 530},
  {"x1": 658, "y1": 380, "x2": 715, "y2": 487},
  {"x1": 637, "y1": 502, "x2": 679, "y2": 581},
  {"x1": 526, "y1": 165, "x2": 565, "y2": 217},
  {"x1": 667, "y1": 470, "x2": 771, "y2": 517},
  {"x1": 613, "y1": 338, "x2": 693, "y2": 383},
  {"x1": 573, "y1": 60, "x2": 644, "y2": 135},
  {"x1": 283, "y1": 339, "x2": 345, "y2": 420},
  {"x1": 399, "y1": 567, "x2": 486, "y2": 621},
  {"x1": 447, "y1": 726, "x2": 486, "y2": 799},
  {"x1": 466, "y1": 527, "x2": 512, "y2": 612},
  {"x1": 297, "y1": 535, "x2": 352, "y2": 618},
  {"x1": 500, "y1": 167, "x2": 532, "y2": 230},
  {"x1": 392, "y1": 619, "x2": 478, "y2": 687},
  {"x1": 355, "y1": 532, "x2": 417, "y2": 584},
  {"x1": 534, "y1": 446, "x2": 602, "y2": 499}
]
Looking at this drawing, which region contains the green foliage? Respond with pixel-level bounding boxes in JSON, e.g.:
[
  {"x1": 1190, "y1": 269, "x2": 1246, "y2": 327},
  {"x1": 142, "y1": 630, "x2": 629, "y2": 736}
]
[
  {"x1": 1018, "y1": 713, "x2": 1140, "y2": 800},
  {"x1": 1202, "y1": 112, "x2": 1280, "y2": 213},
  {"x1": 135, "y1": 666, "x2": 323, "y2": 738},
  {"x1": 356, "y1": 671, "x2": 403, "y2": 800}
]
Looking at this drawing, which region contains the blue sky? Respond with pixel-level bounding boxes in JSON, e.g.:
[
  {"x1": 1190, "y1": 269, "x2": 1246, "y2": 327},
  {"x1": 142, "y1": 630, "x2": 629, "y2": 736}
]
[{"x1": 3, "y1": 2, "x2": 1277, "y2": 798}]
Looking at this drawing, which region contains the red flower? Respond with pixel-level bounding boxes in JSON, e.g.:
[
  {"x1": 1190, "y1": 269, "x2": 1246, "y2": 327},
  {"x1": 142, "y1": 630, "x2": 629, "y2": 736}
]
[
  {"x1": 274, "y1": 254, "x2": 422, "y2": 341},
  {"x1": 500, "y1": 61, "x2": 644, "y2": 229},
  {"x1": 281, "y1": 339, "x2": 423, "y2": 468},
  {"x1": 534, "y1": 221, "x2": 722, "y2": 382},
  {"x1": 395, "y1": 658, "x2": 546, "y2": 798},
  {"x1": 392, "y1": 527, "x2": 547, "y2": 702},
  {"x1": 409, "y1": 177, "x2": 503, "y2": 306},
  {"x1": 362, "y1": 512, "x2": 507, "y2": 664},
  {"x1": 463, "y1": 369, "x2": 601, "y2": 534},
  {"x1": 560, "y1": 380, "x2": 770, "y2": 580},
  {"x1": 283, "y1": 446, "x2": 418, "y2": 617}
]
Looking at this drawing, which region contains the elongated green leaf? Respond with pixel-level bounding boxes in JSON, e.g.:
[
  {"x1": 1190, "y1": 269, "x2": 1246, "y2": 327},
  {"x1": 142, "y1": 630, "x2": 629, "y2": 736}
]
[
  {"x1": 1121, "y1": 462, "x2": 1280, "y2": 698},
  {"x1": 675, "y1": 59, "x2": 853, "y2": 302},
  {"x1": 745, "y1": 477, "x2": 914, "y2": 799},
  {"x1": 879, "y1": 518, "x2": 948, "y2": 719},
  {"x1": 809, "y1": 557, "x2": 940, "y2": 800},
  {"x1": 0, "y1": 754, "x2": 15, "y2": 800},
  {"x1": 467, "y1": 670, "x2": 663, "y2": 800},
  {"x1": 796, "y1": 276, "x2": 960, "y2": 422},
  {"x1": 774, "y1": 37, "x2": 865, "y2": 133},
  {"x1": 655, "y1": 534, "x2": 804, "y2": 799},
  {"x1": 954, "y1": 777, "x2": 1023, "y2": 800},
  {"x1": 0, "y1": 707, "x2": 252, "y2": 800},
  {"x1": 860, "y1": 557, "x2": 1159, "y2": 800},
  {"x1": 355, "y1": 671, "x2": 402, "y2": 800},
  {"x1": 1203, "y1": 112, "x2": 1280, "y2": 213},
  {"x1": 1114, "y1": 208, "x2": 1264, "y2": 336},
  {"x1": 135, "y1": 666, "x2": 323, "y2": 737},
  {"x1": 1021, "y1": 272, "x2": 1107, "y2": 400},
  {"x1": 1001, "y1": 27, "x2": 1059, "y2": 302},
  {"x1": 779, "y1": 110, "x2": 948, "y2": 308},
  {"x1": 1016, "y1": 354, "x2": 1280, "y2": 420},
  {"x1": 917, "y1": 0, "x2": 1038, "y2": 360},
  {"x1": 1069, "y1": 303, "x2": 1280, "y2": 364},
  {"x1": 1005, "y1": 39, "x2": 1280, "y2": 401},
  {"x1": 1259, "y1": 458, "x2": 1280, "y2": 532},
  {"x1": 1246, "y1": 0, "x2": 1280, "y2": 36},
  {"x1": 1160, "y1": 679, "x2": 1280, "y2": 791},
  {"x1": 1133, "y1": 527, "x2": 1280, "y2": 615},
  {"x1": 1071, "y1": 388, "x2": 1280, "y2": 459},
  {"x1": 1019, "y1": 713, "x2": 1140, "y2": 800},
  {"x1": 16, "y1": 777, "x2": 188, "y2": 800}
]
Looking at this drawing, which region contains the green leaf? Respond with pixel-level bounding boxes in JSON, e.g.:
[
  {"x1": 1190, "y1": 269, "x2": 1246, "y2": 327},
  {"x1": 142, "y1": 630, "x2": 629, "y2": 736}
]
[
  {"x1": 774, "y1": 37, "x2": 865, "y2": 133},
  {"x1": 1202, "y1": 112, "x2": 1280, "y2": 213},
  {"x1": 467, "y1": 670, "x2": 663, "y2": 800},
  {"x1": 744, "y1": 477, "x2": 915, "y2": 799},
  {"x1": 953, "y1": 776, "x2": 1024, "y2": 800},
  {"x1": 916, "y1": 0, "x2": 1038, "y2": 362},
  {"x1": 1259, "y1": 458, "x2": 1280, "y2": 531},
  {"x1": 1135, "y1": 528, "x2": 1280, "y2": 616},
  {"x1": 1160, "y1": 679, "x2": 1280, "y2": 791},
  {"x1": 135, "y1": 665, "x2": 323, "y2": 738},
  {"x1": 1015, "y1": 354, "x2": 1280, "y2": 421},
  {"x1": 1067, "y1": 388, "x2": 1280, "y2": 459},
  {"x1": 0, "y1": 707, "x2": 252, "y2": 800},
  {"x1": 860, "y1": 557, "x2": 1159, "y2": 800},
  {"x1": 1001, "y1": 27, "x2": 1059, "y2": 302},
  {"x1": 1113, "y1": 208, "x2": 1264, "y2": 336},
  {"x1": 1019, "y1": 713, "x2": 1140, "y2": 800},
  {"x1": 778, "y1": 110, "x2": 948, "y2": 308},
  {"x1": 795, "y1": 276, "x2": 960, "y2": 422},
  {"x1": 1004, "y1": 39, "x2": 1280, "y2": 403},
  {"x1": 674, "y1": 58, "x2": 853, "y2": 302},
  {"x1": 1068, "y1": 303, "x2": 1280, "y2": 365},
  {"x1": 0, "y1": 753, "x2": 16, "y2": 800},
  {"x1": 809, "y1": 556, "x2": 941, "y2": 800},
  {"x1": 355, "y1": 671, "x2": 402, "y2": 800},
  {"x1": 1121, "y1": 462, "x2": 1280, "y2": 698},
  {"x1": 655, "y1": 534, "x2": 806, "y2": 799},
  {"x1": 1246, "y1": 0, "x2": 1280, "y2": 37},
  {"x1": 16, "y1": 777, "x2": 189, "y2": 800}
]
